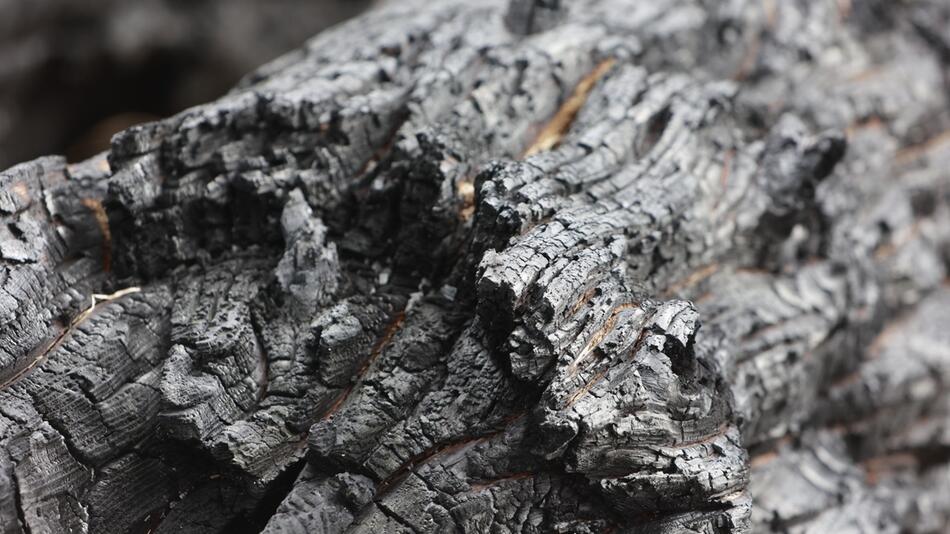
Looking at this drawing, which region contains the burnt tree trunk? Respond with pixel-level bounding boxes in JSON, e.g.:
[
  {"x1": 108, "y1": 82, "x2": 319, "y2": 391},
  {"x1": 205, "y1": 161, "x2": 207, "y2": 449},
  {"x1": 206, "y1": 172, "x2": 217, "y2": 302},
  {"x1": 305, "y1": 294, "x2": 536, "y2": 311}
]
[{"x1": 2, "y1": 0, "x2": 950, "y2": 532}]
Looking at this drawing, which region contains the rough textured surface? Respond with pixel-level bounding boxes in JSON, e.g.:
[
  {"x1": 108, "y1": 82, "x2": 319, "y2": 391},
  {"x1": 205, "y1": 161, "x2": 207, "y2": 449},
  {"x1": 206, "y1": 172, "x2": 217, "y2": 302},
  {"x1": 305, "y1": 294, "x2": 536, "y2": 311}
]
[
  {"x1": 1, "y1": 0, "x2": 949, "y2": 532},
  {"x1": 0, "y1": 0, "x2": 372, "y2": 167}
]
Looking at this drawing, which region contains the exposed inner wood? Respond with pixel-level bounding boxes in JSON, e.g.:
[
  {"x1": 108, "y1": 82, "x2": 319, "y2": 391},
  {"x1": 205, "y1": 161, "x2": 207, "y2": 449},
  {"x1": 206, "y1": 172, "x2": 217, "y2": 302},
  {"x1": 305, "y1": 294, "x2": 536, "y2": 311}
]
[{"x1": 522, "y1": 58, "x2": 616, "y2": 158}]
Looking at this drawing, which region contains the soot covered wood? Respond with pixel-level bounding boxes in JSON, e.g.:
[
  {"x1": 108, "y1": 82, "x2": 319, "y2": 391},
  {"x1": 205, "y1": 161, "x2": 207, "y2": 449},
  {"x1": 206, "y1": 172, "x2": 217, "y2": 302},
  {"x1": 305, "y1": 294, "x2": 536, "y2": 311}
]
[{"x1": 1, "y1": 0, "x2": 949, "y2": 532}]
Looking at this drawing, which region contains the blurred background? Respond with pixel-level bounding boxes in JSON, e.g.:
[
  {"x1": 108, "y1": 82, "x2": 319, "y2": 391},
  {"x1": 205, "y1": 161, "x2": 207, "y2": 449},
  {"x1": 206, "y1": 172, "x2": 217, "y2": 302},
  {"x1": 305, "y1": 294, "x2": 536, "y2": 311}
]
[{"x1": 0, "y1": 0, "x2": 372, "y2": 169}]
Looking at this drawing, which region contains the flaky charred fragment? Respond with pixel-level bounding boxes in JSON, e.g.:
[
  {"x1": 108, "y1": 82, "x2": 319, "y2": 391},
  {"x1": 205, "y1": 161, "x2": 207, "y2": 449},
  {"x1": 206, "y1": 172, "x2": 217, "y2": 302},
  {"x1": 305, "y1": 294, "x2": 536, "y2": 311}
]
[{"x1": 1, "y1": 0, "x2": 949, "y2": 533}]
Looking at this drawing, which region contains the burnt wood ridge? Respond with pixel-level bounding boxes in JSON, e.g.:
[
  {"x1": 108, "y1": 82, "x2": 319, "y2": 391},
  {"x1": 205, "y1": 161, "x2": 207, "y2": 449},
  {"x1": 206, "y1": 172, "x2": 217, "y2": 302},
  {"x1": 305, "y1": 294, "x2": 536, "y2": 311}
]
[{"x1": 2, "y1": 0, "x2": 950, "y2": 533}]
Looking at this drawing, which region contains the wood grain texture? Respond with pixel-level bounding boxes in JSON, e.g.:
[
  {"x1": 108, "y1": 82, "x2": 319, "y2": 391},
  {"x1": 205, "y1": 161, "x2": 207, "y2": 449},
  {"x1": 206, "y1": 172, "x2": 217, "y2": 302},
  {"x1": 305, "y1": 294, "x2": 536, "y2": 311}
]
[{"x1": 1, "y1": 0, "x2": 949, "y2": 532}]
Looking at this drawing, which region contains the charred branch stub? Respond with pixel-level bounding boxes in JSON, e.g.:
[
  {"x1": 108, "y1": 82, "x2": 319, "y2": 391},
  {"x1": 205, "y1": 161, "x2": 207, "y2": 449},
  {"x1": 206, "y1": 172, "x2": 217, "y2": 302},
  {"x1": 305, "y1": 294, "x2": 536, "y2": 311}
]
[{"x1": 1, "y1": 0, "x2": 950, "y2": 533}]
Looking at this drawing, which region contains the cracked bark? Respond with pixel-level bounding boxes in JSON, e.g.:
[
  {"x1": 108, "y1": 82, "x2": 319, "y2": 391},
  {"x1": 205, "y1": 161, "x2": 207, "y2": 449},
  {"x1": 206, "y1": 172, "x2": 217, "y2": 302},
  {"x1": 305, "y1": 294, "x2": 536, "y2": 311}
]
[{"x1": 2, "y1": 0, "x2": 950, "y2": 533}]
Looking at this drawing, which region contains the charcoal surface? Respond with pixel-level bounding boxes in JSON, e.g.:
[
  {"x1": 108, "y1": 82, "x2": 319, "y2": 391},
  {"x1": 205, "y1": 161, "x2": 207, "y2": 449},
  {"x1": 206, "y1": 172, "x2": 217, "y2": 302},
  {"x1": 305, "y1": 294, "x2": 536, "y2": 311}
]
[{"x1": 1, "y1": 0, "x2": 949, "y2": 532}]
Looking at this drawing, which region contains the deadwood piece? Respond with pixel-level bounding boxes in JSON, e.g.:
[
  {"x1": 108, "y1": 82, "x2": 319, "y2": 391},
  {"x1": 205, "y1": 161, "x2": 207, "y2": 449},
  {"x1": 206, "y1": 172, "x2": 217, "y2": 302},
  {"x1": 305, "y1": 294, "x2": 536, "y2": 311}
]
[{"x1": 1, "y1": 0, "x2": 949, "y2": 533}]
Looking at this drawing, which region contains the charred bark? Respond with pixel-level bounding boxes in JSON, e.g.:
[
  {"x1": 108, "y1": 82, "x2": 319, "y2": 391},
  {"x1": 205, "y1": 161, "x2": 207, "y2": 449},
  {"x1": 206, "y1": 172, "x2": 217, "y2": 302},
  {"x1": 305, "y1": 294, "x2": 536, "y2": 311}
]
[
  {"x1": 0, "y1": 0, "x2": 371, "y2": 167},
  {"x1": 1, "y1": 0, "x2": 949, "y2": 533}
]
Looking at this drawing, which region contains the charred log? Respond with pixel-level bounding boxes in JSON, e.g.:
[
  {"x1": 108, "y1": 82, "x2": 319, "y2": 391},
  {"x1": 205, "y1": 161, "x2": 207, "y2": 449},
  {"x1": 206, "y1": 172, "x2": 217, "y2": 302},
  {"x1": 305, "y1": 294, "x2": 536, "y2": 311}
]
[{"x1": 1, "y1": 0, "x2": 949, "y2": 533}]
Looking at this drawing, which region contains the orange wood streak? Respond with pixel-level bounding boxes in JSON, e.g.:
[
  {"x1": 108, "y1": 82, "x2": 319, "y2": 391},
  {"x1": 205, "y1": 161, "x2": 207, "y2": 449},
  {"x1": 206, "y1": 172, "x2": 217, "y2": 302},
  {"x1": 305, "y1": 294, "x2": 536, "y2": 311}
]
[{"x1": 522, "y1": 58, "x2": 617, "y2": 158}]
